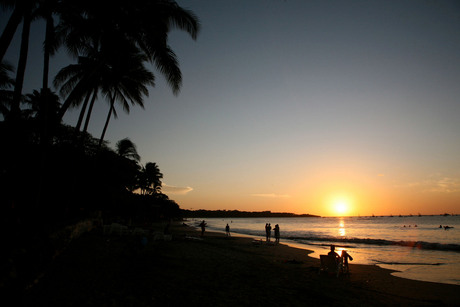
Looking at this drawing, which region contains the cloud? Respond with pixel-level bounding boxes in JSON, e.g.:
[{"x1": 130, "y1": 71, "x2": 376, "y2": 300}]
[
  {"x1": 396, "y1": 175, "x2": 460, "y2": 193},
  {"x1": 428, "y1": 177, "x2": 460, "y2": 193},
  {"x1": 162, "y1": 184, "x2": 193, "y2": 195},
  {"x1": 251, "y1": 193, "x2": 291, "y2": 198}
]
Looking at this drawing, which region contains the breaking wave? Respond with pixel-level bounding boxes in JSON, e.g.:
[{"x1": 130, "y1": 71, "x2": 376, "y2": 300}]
[{"x1": 286, "y1": 236, "x2": 460, "y2": 252}]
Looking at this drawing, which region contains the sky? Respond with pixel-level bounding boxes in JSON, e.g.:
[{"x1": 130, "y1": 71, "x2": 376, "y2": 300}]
[{"x1": 2, "y1": 0, "x2": 460, "y2": 216}]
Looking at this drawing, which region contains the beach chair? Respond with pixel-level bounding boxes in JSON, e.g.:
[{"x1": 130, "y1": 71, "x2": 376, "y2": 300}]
[{"x1": 319, "y1": 255, "x2": 343, "y2": 278}]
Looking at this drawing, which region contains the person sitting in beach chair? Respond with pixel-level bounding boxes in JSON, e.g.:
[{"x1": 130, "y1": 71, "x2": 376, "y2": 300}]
[
  {"x1": 319, "y1": 245, "x2": 345, "y2": 277},
  {"x1": 319, "y1": 254, "x2": 343, "y2": 278},
  {"x1": 328, "y1": 245, "x2": 340, "y2": 260}
]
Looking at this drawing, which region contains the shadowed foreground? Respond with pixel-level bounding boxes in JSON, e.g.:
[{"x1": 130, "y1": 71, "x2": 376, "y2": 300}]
[{"x1": 20, "y1": 224, "x2": 460, "y2": 306}]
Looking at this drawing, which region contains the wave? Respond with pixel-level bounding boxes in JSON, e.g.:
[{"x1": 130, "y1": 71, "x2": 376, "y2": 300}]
[
  {"x1": 285, "y1": 236, "x2": 460, "y2": 252},
  {"x1": 372, "y1": 260, "x2": 443, "y2": 266}
]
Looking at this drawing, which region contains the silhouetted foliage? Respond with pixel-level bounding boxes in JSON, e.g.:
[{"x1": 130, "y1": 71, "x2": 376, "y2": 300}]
[
  {"x1": 0, "y1": 119, "x2": 180, "y2": 297},
  {"x1": 0, "y1": 0, "x2": 200, "y2": 298}
]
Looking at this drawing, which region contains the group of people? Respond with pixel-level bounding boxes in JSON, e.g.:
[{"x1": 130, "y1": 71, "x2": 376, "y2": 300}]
[
  {"x1": 265, "y1": 223, "x2": 280, "y2": 243},
  {"x1": 199, "y1": 221, "x2": 280, "y2": 242},
  {"x1": 199, "y1": 221, "x2": 281, "y2": 243}
]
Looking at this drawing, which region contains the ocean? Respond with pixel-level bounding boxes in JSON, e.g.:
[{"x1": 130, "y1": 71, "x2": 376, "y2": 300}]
[{"x1": 188, "y1": 215, "x2": 460, "y2": 285}]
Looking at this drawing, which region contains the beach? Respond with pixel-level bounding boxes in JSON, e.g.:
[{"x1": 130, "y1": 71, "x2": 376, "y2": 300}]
[{"x1": 20, "y1": 223, "x2": 460, "y2": 306}]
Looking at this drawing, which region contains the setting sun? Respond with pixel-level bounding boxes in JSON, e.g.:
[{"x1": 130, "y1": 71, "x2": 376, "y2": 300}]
[
  {"x1": 329, "y1": 195, "x2": 352, "y2": 216},
  {"x1": 334, "y1": 201, "x2": 348, "y2": 215}
]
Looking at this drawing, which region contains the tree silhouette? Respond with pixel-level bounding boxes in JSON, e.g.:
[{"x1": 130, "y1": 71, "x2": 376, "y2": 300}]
[
  {"x1": 139, "y1": 162, "x2": 163, "y2": 195},
  {"x1": 116, "y1": 138, "x2": 141, "y2": 162},
  {"x1": 54, "y1": 0, "x2": 200, "y2": 125},
  {"x1": 0, "y1": 61, "x2": 15, "y2": 117}
]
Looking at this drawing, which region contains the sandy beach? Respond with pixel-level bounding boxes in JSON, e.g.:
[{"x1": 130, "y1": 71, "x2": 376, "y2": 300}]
[{"x1": 20, "y1": 223, "x2": 460, "y2": 306}]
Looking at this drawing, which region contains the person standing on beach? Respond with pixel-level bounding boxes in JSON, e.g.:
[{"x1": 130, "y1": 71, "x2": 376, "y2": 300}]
[
  {"x1": 274, "y1": 224, "x2": 280, "y2": 244},
  {"x1": 341, "y1": 250, "x2": 353, "y2": 273},
  {"x1": 199, "y1": 220, "x2": 207, "y2": 236},
  {"x1": 265, "y1": 223, "x2": 272, "y2": 242},
  {"x1": 225, "y1": 224, "x2": 231, "y2": 236}
]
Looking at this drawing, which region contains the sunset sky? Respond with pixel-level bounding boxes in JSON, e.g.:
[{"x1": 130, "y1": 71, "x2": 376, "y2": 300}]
[{"x1": 2, "y1": 1, "x2": 460, "y2": 216}]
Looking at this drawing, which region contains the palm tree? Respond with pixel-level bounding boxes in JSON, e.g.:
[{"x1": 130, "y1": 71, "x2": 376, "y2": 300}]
[
  {"x1": 54, "y1": 0, "x2": 200, "y2": 122},
  {"x1": 54, "y1": 53, "x2": 103, "y2": 131},
  {"x1": 97, "y1": 41, "x2": 154, "y2": 146},
  {"x1": 118, "y1": 0, "x2": 200, "y2": 94},
  {"x1": 23, "y1": 88, "x2": 60, "y2": 123},
  {"x1": 0, "y1": 60, "x2": 15, "y2": 117},
  {"x1": 9, "y1": 0, "x2": 37, "y2": 121},
  {"x1": 115, "y1": 137, "x2": 141, "y2": 192},
  {"x1": 55, "y1": 30, "x2": 155, "y2": 145},
  {"x1": 34, "y1": 1, "x2": 63, "y2": 143},
  {"x1": 139, "y1": 162, "x2": 163, "y2": 195},
  {"x1": 34, "y1": 0, "x2": 62, "y2": 91},
  {"x1": 116, "y1": 138, "x2": 140, "y2": 162},
  {"x1": 0, "y1": 0, "x2": 35, "y2": 62}
]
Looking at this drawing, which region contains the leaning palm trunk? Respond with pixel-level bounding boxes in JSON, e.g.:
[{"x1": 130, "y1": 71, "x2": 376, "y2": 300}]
[
  {"x1": 57, "y1": 61, "x2": 104, "y2": 122},
  {"x1": 99, "y1": 93, "x2": 115, "y2": 147},
  {"x1": 11, "y1": 11, "x2": 32, "y2": 120},
  {"x1": 83, "y1": 88, "x2": 98, "y2": 133},
  {"x1": 75, "y1": 90, "x2": 92, "y2": 131},
  {"x1": 40, "y1": 13, "x2": 55, "y2": 144},
  {"x1": 0, "y1": 6, "x2": 23, "y2": 62}
]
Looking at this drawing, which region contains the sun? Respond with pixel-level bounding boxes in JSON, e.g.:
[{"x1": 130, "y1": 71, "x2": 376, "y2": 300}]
[
  {"x1": 330, "y1": 196, "x2": 351, "y2": 216},
  {"x1": 334, "y1": 201, "x2": 348, "y2": 215}
]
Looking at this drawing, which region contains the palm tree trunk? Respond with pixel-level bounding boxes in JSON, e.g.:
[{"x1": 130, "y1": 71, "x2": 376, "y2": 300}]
[
  {"x1": 75, "y1": 90, "x2": 92, "y2": 131},
  {"x1": 57, "y1": 79, "x2": 88, "y2": 121},
  {"x1": 99, "y1": 94, "x2": 115, "y2": 147},
  {"x1": 57, "y1": 61, "x2": 104, "y2": 122},
  {"x1": 11, "y1": 10, "x2": 32, "y2": 120},
  {"x1": 0, "y1": 6, "x2": 23, "y2": 62},
  {"x1": 42, "y1": 14, "x2": 53, "y2": 92},
  {"x1": 40, "y1": 13, "x2": 54, "y2": 145},
  {"x1": 83, "y1": 88, "x2": 98, "y2": 133}
]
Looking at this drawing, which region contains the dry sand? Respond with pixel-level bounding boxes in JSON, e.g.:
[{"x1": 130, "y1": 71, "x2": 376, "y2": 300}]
[{"x1": 20, "y1": 223, "x2": 460, "y2": 306}]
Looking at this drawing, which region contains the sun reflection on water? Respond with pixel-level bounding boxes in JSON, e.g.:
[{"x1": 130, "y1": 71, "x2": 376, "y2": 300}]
[{"x1": 338, "y1": 218, "x2": 346, "y2": 237}]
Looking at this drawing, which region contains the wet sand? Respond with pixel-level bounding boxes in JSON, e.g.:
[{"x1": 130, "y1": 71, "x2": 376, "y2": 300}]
[{"x1": 20, "y1": 223, "x2": 460, "y2": 306}]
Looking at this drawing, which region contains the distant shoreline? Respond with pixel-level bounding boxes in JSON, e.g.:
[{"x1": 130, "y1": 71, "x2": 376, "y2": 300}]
[
  {"x1": 181, "y1": 210, "x2": 459, "y2": 218},
  {"x1": 181, "y1": 209, "x2": 320, "y2": 218}
]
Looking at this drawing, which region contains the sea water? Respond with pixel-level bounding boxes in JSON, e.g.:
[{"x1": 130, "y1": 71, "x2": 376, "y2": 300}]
[{"x1": 189, "y1": 215, "x2": 460, "y2": 285}]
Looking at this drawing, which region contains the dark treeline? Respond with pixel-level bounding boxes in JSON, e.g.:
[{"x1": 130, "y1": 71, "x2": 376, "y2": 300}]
[
  {"x1": 0, "y1": 0, "x2": 199, "y2": 298},
  {"x1": 182, "y1": 209, "x2": 320, "y2": 218},
  {"x1": 0, "y1": 121, "x2": 182, "y2": 297}
]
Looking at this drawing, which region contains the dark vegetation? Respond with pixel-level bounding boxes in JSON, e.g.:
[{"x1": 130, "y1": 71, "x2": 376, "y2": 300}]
[{"x1": 0, "y1": 0, "x2": 199, "y2": 298}]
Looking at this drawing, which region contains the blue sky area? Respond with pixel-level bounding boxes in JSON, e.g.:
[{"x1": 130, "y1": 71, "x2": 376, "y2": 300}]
[{"x1": 2, "y1": 0, "x2": 460, "y2": 215}]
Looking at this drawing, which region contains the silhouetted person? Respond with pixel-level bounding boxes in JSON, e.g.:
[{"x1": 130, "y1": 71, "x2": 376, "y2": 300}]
[
  {"x1": 225, "y1": 224, "x2": 230, "y2": 236},
  {"x1": 199, "y1": 220, "x2": 207, "y2": 236},
  {"x1": 341, "y1": 250, "x2": 353, "y2": 273},
  {"x1": 328, "y1": 245, "x2": 340, "y2": 259},
  {"x1": 265, "y1": 223, "x2": 272, "y2": 242},
  {"x1": 274, "y1": 224, "x2": 280, "y2": 244}
]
